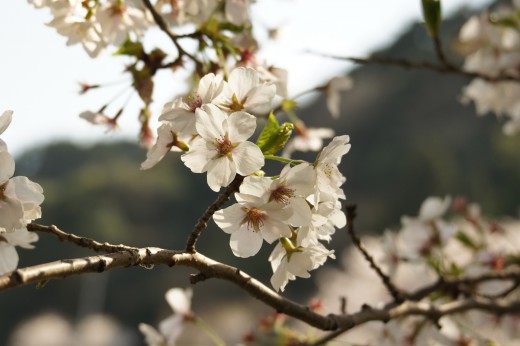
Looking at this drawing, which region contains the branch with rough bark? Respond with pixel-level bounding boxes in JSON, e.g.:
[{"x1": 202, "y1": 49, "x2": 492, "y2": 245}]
[{"x1": 2, "y1": 223, "x2": 519, "y2": 340}]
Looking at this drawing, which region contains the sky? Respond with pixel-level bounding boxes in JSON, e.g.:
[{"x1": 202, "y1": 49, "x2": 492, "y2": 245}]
[{"x1": 0, "y1": 0, "x2": 492, "y2": 156}]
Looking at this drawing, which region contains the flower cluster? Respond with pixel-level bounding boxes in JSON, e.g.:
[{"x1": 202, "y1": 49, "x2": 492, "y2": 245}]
[
  {"x1": 155, "y1": 0, "x2": 253, "y2": 27},
  {"x1": 28, "y1": 0, "x2": 153, "y2": 57},
  {"x1": 0, "y1": 111, "x2": 44, "y2": 275},
  {"x1": 459, "y1": 1, "x2": 520, "y2": 134},
  {"x1": 142, "y1": 65, "x2": 351, "y2": 291},
  {"x1": 319, "y1": 196, "x2": 520, "y2": 345},
  {"x1": 214, "y1": 135, "x2": 350, "y2": 291}
]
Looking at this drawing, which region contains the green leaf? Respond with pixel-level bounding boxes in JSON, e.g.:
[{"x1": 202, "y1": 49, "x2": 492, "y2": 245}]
[
  {"x1": 421, "y1": 0, "x2": 442, "y2": 37},
  {"x1": 455, "y1": 230, "x2": 479, "y2": 250},
  {"x1": 490, "y1": 14, "x2": 519, "y2": 31},
  {"x1": 256, "y1": 113, "x2": 294, "y2": 155},
  {"x1": 113, "y1": 38, "x2": 145, "y2": 59}
]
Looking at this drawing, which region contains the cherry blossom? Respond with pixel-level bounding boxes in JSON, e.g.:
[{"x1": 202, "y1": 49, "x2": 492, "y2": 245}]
[
  {"x1": 240, "y1": 164, "x2": 315, "y2": 227},
  {"x1": 213, "y1": 193, "x2": 292, "y2": 257},
  {"x1": 215, "y1": 67, "x2": 276, "y2": 115},
  {"x1": 158, "y1": 73, "x2": 226, "y2": 139},
  {"x1": 0, "y1": 112, "x2": 45, "y2": 234},
  {"x1": 46, "y1": 0, "x2": 106, "y2": 58},
  {"x1": 325, "y1": 76, "x2": 352, "y2": 118},
  {"x1": 0, "y1": 228, "x2": 39, "y2": 275},
  {"x1": 282, "y1": 121, "x2": 334, "y2": 158},
  {"x1": 269, "y1": 229, "x2": 334, "y2": 292},
  {"x1": 181, "y1": 104, "x2": 264, "y2": 192},
  {"x1": 139, "y1": 287, "x2": 193, "y2": 346},
  {"x1": 141, "y1": 122, "x2": 188, "y2": 170},
  {"x1": 96, "y1": 0, "x2": 152, "y2": 47},
  {"x1": 0, "y1": 110, "x2": 13, "y2": 151},
  {"x1": 312, "y1": 135, "x2": 351, "y2": 204}
]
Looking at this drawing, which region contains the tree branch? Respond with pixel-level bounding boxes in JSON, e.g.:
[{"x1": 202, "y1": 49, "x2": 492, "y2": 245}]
[
  {"x1": 317, "y1": 53, "x2": 520, "y2": 83},
  {"x1": 27, "y1": 223, "x2": 136, "y2": 253},
  {"x1": 185, "y1": 174, "x2": 244, "y2": 253},
  {"x1": 3, "y1": 227, "x2": 520, "y2": 338},
  {"x1": 141, "y1": 0, "x2": 200, "y2": 64},
  {"x1": 345, "y1": 205, "x2": 404, "y2": 303}
]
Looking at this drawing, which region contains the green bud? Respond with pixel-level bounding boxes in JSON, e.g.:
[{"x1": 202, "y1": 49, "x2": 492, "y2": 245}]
[
  {"x1": 114, "y1": 38, "x2": 145, "y2": 59},
  {"x1": 421, "y1": 0, "x2": 442, "y2": 37},
  {"x1": 256, "y1": 113, "x2": 294, "y2": 155}
]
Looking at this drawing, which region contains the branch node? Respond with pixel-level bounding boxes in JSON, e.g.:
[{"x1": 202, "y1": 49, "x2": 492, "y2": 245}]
[{"x1": 190, "y1": 272, "x2": 209, "y2": 284}]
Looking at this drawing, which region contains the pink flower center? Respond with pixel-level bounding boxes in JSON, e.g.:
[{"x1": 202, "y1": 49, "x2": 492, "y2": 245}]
[
  {"x1": 185, "y1": 93, "x2": 203, "y2": 112},
  {"x1": 227, "y1": 93, "x2": 246, "y2": 112},
  {"x1": 270, "y1": 184, "x2": 295, "y2": 204},
  {"x1": 215, "y1": 136, "x2": 235, "y2": 157},
  {"x1": 0, "y1": 182, "x2": 7, "y2": 202},
  {"x1": 242, "y1": 207, "x2": 267, "y2": 232}
]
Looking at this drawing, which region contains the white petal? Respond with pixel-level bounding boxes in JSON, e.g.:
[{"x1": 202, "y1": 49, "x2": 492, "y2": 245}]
[
  {"x1": 230, "y1": 227, "x2": 263, "y2": 258},
  {"x1": 9, "y1": 176, "x2": 45, "y2": 206},
  {"x1": 419, "y1": 196, "x2": 451, "y2": 221},
  {"x1": 158, "y1": 315, "x2": 184, "y2": 346},
  {"x1": 0, "y1": 242, "x2": 18, "y2": 275},
  {"x1": 205, "y1": 157, "x2": 236, "y2": 191},
  {"x1": 240, "y1": 176, "x2": 271, "y2": 199},
  {"x1": 195, "y1": 104, "x2": 227, "y2": 140},
  {"x1": 244, "y1": 84, "x2": 276, "y2": 114},
  {"x1": 214, "y1": 204, "x2": 245, "y2": 234},
  {"x1": 0, "y1": 151, "x2": 15, "y2": 184},
  {"x1": 181, "y1": 138, "x2": 216, "y2": 173},
  {"x1": 3, "y1": 228, "x2": 38, "y2": 249},
  {"x1": 227, "y1": 111, "x2": 257, "y2": 142},
  {"x1": 232, "y1": 142, "x2": 264, "y2": 175},
  {"x1": 287, "y1": 197, "x2": 312, "y2": 227},
  {"x1": 0, "y1": 110, "x2": 13, "y2": 135},
  {"x1": 228, "y1": 67, "x2": 258, "y2": 101},
  {"x1": 139, "y1": 323, "x2": 166, "y2": 346},
  {"x1": 165, "y1": 287, "x2": 192, "y2": 314},
  {"x1": 0, "y1": 193, "x2": 24, "y2": 232}
]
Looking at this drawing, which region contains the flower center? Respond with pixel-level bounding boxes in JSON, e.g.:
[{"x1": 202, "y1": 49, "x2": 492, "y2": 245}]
[
  {"x1": 215, "y1": 136, "x2": 234, "y2": 157},
  {"x1": 242, "y1": 207, "x2": 267, "y2": 232},
  {"x1": 270, "y1": 184, "x2": 295, "y2": 204},
  {"x1": 0, "y1": 182, "x2": 7, "y2": 202},
  {"x1": 227, "y1": 93, "x2": 246, "y2": 112},
  {"x1": 185, "y1": 93, "x2": 203, "y2": 112}
]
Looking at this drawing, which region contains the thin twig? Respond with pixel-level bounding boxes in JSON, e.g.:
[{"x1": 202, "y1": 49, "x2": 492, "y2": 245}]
[
  {"x1": 345, "y1": 205, "x2": 404, "y2": 303},
  {"x1": 27, "y1": 224, "x2": 137, "y2": 253},
  {"x1": 432, "y1": 35, "x2": 453, "y2": 69},
  {"x1": 185, "y1": 174, "x2": 245, "y2": 253},
  {"x1": 316, "y1": 53, "x2": 520, "y2": 83},
  {"x1": 141, "y1": 0, "x2": 200, "y2": 64}
]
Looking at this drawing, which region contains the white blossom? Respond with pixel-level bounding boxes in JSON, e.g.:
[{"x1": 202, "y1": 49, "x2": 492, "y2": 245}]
[
  {"x1": 213, "y1": 193, "x2": 292, "y2": 257},
  {"x1": 96, "y1": 0, "x2": 152, "y2": 47},
  {"x1": 282, "y1": 122, "x2": 334, "y2": 158},
  {"x1": 181, "y1": 104, "x2": 264, "y2": 192},
  {"x1": 0, "y1": 228, "x2": 39, "y2": 275},
  {"x1": 312, "y1": 135, "x2": 351, "y2": 204},
  {"x1": 240, "y1": 164, "x2": 315, "y2": 227},
  {"x1": 269, "y1": 229, "x2": 334, "y2": 292},
  {"x1": 325, "y1": 76, "x2": 352, "y2": 118},
  {"x1": 215, "y1": 67, "x2": 276, "y2": 115}
]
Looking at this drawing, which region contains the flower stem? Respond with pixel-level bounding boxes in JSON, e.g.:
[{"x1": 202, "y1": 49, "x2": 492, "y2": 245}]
[
  {"x1": 194, "y1": 317, "x2": 228, "y2": 346},
  {"x1": 264, "y1": 155, "x2": 307, "y2": 165}
]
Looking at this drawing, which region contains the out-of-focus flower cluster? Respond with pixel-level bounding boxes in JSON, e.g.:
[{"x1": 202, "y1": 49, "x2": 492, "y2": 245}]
[
  {"x1": 0, "y1": 111, "x2": 44, "y2": 275},
  {"x1": 319, "y1": 196, "x2": 520, "y2": 345},
  {"x1": 459, "y1": 0, "x2": 520, "y2": 134},
  {"x1": 27, "y1": 0, "x2": 254, "y2": 58}
]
